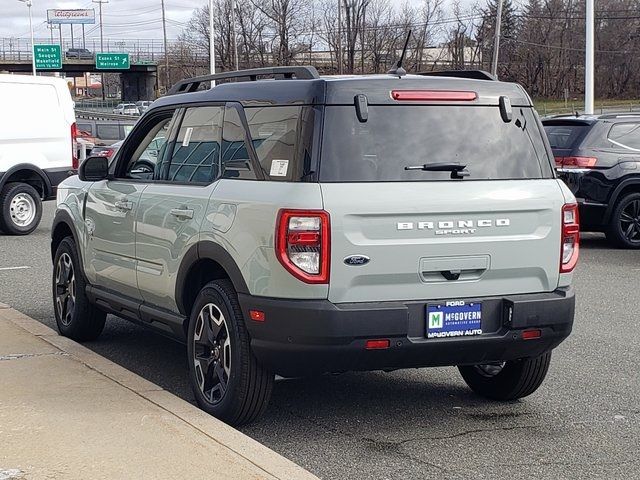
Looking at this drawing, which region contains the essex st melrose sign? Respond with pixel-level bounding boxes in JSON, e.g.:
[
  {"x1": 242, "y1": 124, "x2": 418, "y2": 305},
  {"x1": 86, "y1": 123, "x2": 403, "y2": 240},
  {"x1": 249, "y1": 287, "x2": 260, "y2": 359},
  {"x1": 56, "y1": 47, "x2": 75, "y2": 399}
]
[
  {"x1": 34, "y1": 45, "x2": 62, "y2": 70},
  {"x1": 96, "y1": 53, "x2": 130, "y2": 70}
]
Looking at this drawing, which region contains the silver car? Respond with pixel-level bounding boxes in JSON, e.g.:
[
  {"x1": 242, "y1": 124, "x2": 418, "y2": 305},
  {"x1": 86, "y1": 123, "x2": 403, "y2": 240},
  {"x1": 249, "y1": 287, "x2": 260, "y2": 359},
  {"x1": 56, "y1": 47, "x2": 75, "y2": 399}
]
[{"x1": 112, "y1": 103, "x2": 139, "y2": 116}]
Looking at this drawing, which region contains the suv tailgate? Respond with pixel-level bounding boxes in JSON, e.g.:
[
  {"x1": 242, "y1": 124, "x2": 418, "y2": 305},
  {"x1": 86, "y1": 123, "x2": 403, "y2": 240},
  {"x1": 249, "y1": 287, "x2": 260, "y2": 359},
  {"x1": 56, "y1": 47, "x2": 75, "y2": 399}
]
[{"x1": 322, "y1": 180, "x2": 564, "y2": 303}]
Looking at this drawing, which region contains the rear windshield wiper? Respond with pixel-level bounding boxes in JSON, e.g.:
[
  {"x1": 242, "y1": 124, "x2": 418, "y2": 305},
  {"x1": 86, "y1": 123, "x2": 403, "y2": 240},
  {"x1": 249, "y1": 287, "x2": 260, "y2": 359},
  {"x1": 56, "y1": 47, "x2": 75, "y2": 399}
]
[{"x1": 404, "y1": 162, "x2": 470, "y2": 178}]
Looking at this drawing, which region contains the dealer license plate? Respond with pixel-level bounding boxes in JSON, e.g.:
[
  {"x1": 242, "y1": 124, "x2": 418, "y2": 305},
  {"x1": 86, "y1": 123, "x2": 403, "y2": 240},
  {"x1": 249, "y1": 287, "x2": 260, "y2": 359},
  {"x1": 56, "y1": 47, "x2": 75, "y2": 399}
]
[{"x1": 426, "y1": 301, "x2": 482, "y2": 339}]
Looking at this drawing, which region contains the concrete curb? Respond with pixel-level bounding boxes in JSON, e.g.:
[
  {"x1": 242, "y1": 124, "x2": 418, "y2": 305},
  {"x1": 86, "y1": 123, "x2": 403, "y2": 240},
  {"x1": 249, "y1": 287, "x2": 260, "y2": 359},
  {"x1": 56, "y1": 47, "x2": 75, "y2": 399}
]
[{"x1": 0, "y1": 306, "x2": 318, "y2": 480}]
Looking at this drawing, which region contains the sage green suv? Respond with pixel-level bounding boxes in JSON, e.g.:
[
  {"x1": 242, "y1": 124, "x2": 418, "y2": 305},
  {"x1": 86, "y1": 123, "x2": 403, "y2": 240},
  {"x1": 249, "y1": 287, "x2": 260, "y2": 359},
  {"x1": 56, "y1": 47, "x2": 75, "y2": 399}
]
[{"x1": 51, "y1": 67, "x2": 578, "y2": 426}]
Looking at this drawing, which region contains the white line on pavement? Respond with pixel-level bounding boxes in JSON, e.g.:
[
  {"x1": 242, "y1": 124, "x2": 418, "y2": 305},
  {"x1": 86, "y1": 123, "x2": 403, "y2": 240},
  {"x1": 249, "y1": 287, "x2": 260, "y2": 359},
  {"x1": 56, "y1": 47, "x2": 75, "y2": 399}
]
[{"x1": 0, "y1": 266, "x2": 31, "y2": 272}]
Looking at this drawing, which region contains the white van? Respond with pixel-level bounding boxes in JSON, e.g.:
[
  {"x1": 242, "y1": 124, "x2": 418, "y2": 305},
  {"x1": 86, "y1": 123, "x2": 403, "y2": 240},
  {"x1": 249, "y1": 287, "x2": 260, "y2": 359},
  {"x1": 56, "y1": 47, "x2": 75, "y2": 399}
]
[{"x1": 0, "y1": 74, "x2": 76, "y2": 235}]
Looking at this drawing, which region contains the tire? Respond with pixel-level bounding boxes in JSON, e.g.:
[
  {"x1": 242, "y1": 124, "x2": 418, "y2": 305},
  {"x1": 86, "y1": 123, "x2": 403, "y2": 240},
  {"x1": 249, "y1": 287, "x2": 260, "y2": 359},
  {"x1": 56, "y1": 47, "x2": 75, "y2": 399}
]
[
  {"x1": 0, "y1": 182, "x2": 43, "y2": 235},
  {"x1": 187, "y1": 279, "x2": 274, "y2": 426},
  {"x1": 53, "y1": 237, "x2": 106, "y2": 341},
  {"x1": 606, "y1": 192, "x2": 640, "y2": 249},
  {"x1": 458, "y1": 352, "x2": 552, "y2": 401}
]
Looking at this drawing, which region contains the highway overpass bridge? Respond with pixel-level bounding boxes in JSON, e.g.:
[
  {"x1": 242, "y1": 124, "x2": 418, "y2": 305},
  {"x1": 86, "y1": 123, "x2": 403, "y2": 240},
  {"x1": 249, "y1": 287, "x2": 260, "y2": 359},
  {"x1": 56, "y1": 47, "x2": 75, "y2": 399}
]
[{"x1": 0, "y1": 58, "x2": 158, "y2": 101}]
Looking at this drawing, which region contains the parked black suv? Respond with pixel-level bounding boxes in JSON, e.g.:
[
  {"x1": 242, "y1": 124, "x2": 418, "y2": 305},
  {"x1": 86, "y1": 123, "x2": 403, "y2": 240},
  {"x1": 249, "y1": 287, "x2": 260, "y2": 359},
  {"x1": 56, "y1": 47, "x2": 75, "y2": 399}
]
[{"x1": 543, "y1": 113, "x2": 640, "y2": 248}]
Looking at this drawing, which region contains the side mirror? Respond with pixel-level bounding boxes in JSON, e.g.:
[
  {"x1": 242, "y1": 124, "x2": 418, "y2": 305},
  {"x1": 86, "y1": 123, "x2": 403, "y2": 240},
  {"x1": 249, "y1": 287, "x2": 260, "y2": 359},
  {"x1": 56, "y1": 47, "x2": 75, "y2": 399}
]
[{"x1": 79, "y1": 156, "x2": 109, "y2": 181}]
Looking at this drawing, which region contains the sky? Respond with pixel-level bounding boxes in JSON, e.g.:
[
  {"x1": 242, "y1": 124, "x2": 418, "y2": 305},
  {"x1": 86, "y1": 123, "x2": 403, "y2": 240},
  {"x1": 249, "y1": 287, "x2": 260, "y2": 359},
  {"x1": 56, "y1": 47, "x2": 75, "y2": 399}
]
[
  {"x1": 0, "y1": 0, "x2": 480, "y2": 43},
  {"x1": 1, "y1": 0, "x2": 202, "y2": 41}
]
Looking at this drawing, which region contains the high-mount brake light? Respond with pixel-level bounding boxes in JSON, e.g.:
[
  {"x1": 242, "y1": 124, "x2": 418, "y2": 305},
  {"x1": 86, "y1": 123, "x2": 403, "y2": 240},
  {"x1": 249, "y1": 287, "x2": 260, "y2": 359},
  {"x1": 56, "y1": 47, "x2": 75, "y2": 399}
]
[
  {"x1": 554, "y1": 156, "x2": 597, "y2": 169},
  {"x1": 276, "y1": 210, "x2": 330, "y2": 284},
  {"x1": 391, "y1": 90, "x2": 477, "y2": 102},
  {"x1": 560, "y1": 204, "x2": 580, "y2": 273}
]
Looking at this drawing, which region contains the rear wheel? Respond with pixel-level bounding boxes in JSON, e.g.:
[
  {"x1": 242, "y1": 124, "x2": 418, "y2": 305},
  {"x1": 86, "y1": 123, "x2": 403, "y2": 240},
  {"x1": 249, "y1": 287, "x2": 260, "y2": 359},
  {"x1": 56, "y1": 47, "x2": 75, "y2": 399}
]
[
  {"x1": 458, "y1": 352, "x2": 552, "y2": 401},
  {"x1": 187, "y1": 280, "x2": 273, "y2": 426},
  {"x1": 0, "y1": 182, "x2": 42, "y2": 235},
  {"x1": 53, "y1": 237, "x2": 106, "y2": 341},
  {"x1": 606, "y1": 192, "x2": 640, "y2": 249}
]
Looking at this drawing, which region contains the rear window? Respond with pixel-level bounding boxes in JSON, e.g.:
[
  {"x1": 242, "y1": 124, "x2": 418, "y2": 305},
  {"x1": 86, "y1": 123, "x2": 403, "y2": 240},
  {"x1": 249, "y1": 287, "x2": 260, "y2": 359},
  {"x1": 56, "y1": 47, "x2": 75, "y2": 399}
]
[
  {"x1": 543, "y1": 122, "x2": 590, "y2": 149},
  {"x1": 320, "y1": 106, "x2": 552, "y2": 182}
]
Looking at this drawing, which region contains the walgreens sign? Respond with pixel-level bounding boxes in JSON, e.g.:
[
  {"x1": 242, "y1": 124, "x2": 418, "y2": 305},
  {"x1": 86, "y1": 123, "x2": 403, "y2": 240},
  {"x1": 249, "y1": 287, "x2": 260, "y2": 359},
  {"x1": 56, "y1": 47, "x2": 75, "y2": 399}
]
[{"x1": 47, "y1": 9, "x2": 96, "y2": 25}]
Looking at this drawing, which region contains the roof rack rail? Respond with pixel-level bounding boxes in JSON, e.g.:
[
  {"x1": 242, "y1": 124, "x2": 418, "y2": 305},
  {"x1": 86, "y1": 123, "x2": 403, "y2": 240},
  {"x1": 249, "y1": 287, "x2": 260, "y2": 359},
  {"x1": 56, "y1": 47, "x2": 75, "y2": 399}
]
[
  {"x1": 168, "y1": 66, "x2": 320, "y2": 95},
  {"x1": 598, "y1": 112, "x2": 640, "y2": 119},
  {"x1": 417, "y1": 70, "x2": 497, "y2": 81}
]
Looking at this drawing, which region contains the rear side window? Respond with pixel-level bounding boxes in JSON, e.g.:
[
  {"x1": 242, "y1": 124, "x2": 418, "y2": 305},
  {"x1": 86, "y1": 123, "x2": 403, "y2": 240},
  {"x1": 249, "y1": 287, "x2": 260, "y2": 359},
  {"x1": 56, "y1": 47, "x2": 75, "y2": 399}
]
[
  {"x1": 221, "y1": 106, "x2": 258, "y2": 180},
  {"x1": 96, "y1": 124, "x2": 120, "y2": 140},
  {"x1": 543, "y1": 123, "x2": 591, "y2": 149},
  {"x1": 166, "y1": 106, "x2": 223, "y2": 183},
  {"x1": 320, "y1": 106, "x2": 551, "y2": 182},
  {"x1": 608, "y1": 123, "x2": 640, "y2": 151}
]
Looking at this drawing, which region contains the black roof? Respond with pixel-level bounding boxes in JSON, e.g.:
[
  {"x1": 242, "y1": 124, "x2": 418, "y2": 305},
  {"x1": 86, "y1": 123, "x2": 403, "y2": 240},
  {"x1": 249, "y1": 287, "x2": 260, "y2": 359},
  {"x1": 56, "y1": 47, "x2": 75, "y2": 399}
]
[{"x1": 152, "y1": 69, "x2": 532, "y2": 111}]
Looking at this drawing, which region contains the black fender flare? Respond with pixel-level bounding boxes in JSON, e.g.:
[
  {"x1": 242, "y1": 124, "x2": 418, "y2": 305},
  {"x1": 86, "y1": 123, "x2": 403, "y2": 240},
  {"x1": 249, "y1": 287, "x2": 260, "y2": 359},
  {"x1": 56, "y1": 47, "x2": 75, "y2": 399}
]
[
  {"x1": 175, "y1": 240, "x2": 250, "y2": 316},
  {"x1": 603, "y1": 176, "x2": 640, "y2": 223},
  {"x1": 0, "y1": 163, "x2": 53, "y2": 198},
  {"x1": 51, "y1": 209, "x2": 85, "y2": 274}
]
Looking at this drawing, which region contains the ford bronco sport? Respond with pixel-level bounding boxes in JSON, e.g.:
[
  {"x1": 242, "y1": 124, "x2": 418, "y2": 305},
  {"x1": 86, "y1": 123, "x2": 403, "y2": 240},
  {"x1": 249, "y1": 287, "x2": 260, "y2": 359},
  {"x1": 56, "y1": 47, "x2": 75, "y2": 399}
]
[{"x1": 51, "y1": 66, "x2": 577, "y2": 426}]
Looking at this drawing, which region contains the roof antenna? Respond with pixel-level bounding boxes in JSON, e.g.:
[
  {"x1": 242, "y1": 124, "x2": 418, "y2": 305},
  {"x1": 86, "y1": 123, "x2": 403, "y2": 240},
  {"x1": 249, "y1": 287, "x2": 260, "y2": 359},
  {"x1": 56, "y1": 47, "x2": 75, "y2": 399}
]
[{"x1": 388, "y1": 30, "x2": 412, "y2": 77}]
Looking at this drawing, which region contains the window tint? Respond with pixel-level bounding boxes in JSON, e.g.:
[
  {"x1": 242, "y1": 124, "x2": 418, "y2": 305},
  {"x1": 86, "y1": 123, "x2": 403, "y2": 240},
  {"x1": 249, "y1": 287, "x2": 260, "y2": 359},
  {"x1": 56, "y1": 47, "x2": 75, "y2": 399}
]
[
  {"x1": 244, "y1": 106, "x2": 313, "y2": 181},
  {"x1": 320, "y1": 106, "x2": 550, "y2": 182},
  {"x1": 543, "y1": 123, "x2": 590, "y2": 149},
  {"x1": 221, "y1": 106, "x2": 257, "y2": 180},
  {"x1": 608, "y1": 123, "x2": 640, "y2": 151},
  {"x1": 165, "y1": 106, "x2": 223, "y2": 184},
  {"x1": 96, "y1": 124, "x2": 120, "y2": 140}
]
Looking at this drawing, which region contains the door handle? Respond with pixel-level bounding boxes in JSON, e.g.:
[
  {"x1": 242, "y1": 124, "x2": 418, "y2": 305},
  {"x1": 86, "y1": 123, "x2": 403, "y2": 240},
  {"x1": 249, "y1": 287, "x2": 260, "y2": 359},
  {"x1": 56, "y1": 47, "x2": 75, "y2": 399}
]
[
  {"x1": 114, "y1": 200, "x2": 133, "y2": 212},
  {"x1": 170, "y1": 208, "x2": 194, "y2": 220}
]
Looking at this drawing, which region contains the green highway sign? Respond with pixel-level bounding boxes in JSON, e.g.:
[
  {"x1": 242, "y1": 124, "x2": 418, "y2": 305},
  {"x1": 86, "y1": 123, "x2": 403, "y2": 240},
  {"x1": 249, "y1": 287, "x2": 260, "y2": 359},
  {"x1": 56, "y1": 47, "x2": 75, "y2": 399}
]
[
  {"x1": 96, "y1": 53, "x2": 130, "y2": 70},
  {"x1": 34, "y1": 44, "x2": 62, "y2": 70}
]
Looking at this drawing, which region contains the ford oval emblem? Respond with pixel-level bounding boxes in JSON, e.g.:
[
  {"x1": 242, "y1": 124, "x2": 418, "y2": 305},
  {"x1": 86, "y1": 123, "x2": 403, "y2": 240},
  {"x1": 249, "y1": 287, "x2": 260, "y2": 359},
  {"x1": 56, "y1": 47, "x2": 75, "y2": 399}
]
[{"x1": 344, "y1": 255, "x2": 370, "y2": 266}]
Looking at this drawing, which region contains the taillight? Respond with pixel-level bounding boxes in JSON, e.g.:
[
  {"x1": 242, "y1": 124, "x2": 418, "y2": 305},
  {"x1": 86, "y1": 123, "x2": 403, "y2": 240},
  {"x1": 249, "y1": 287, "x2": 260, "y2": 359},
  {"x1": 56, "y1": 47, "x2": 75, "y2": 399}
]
[
  {"x1": 276, "y1": 209, "x2": 330, "y2": 284},
  {"x1": 391, "y1": 90, "x2": 477, "y2": 102},
  {"x1": 94, "y1": 148, "x2": 114, "y2": 158},
  {"x1": 561, "y1": 204, "x2": 580, "y2": 273},
  {"x1": 71, "y1": 122, "x2": 79, "y2": 170},
  {"x1": 555, "y1": 156, "x2": 597, "y2": 169}
]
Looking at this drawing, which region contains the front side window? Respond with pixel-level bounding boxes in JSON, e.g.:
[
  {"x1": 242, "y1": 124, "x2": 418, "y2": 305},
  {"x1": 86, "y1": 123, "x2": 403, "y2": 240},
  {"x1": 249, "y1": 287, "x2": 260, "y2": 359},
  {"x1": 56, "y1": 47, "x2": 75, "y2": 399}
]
[
  {"x1": 162, "y1": 106, "x2": 224, "y2": 184},
  {"x1": 118, "y1": 115, "x2": 173, "y2": 180}
]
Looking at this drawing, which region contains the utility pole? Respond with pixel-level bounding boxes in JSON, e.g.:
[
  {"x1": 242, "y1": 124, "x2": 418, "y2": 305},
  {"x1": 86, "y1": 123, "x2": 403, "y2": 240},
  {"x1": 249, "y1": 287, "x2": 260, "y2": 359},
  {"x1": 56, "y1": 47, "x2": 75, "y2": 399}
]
[
  {"x1": 161, "y1": 0, "x2": 170, "y2": 90},
  {"x1": 337, "y1": 0, "x2": 342, "y2": 74},
  {"x1": 209, "y1": 0, "x2": 216, "y2": 79},
  {"x1": 17, "y1": 0, "x2": 36, "y2": 75},
  {"x1": 585, "y1": 0, "x2": 594, "y2": 114},
  {"x1": 93, "y1": 0, "x2": 108, "y2": 101},
  {"x1": 491, "y1": 0, "x2": 503, "y2": 78}
]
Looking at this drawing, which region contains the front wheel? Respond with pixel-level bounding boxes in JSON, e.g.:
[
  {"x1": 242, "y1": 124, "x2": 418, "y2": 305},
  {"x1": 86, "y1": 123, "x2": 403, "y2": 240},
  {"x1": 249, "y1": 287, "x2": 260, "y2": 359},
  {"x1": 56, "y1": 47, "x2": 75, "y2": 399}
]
[
  {"x1": 53, "y1": 237, "x2": 106, "y2": 341},
  {"x1": 0, "y1": 182, "x2": 43, "y2": 235},
  {"x1": 187, "y1": 280, "x2": 274, "y2": 426},
  {"x1": 458, "y1": 352, "x2": 552, "y2": 401}
]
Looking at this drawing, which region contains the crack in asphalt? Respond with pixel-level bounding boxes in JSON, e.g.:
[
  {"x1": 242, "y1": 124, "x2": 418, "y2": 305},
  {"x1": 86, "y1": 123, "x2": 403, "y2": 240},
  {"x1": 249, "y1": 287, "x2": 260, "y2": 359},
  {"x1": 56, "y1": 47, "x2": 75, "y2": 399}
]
[
  {"x1": 274, "y1": 405, "x2": 477, "y2": 479},
  {"x1": 0, "y1": 351, "x2": 69, "y2": 361}
]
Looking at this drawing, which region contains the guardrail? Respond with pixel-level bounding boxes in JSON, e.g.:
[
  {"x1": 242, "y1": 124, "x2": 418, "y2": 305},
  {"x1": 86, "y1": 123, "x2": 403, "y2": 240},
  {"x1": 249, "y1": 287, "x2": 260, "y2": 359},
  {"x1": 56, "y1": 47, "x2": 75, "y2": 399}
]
[{"x1": 76, "y1": 109, "x2": 139, "y2": 121}]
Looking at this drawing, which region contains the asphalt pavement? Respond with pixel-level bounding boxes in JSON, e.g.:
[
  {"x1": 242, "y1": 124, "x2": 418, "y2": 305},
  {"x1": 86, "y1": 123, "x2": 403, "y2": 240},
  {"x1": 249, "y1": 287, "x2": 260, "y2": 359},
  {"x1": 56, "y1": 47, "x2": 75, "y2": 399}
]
[{"x1": 1, "y1": 201, "x2": 638, "y2": 480}]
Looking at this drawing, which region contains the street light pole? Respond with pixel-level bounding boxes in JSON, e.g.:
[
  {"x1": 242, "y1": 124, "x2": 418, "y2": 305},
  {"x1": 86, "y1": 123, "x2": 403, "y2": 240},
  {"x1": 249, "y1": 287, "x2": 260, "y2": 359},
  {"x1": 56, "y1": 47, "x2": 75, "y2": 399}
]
[
  {"x1": 93, "y1": 0, "x2": 108, "y2": 101},
  {"x1": 161, "y1": 0, "x2": 170, "y2": 90},
  {"x1": 585, "y1": 0, "x2": 595, "y2": 114},
  {"x1": 491, "y1": 0, "x2": 503, "y2": 78},
  {"x1": 18, "y1": 0, "x2": 36, "y2": 76}
]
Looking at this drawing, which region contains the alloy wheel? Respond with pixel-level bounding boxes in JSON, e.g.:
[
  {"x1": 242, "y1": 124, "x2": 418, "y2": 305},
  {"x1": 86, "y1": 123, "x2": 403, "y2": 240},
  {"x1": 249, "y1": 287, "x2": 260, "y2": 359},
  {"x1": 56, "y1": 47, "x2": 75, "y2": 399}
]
[
  {"x1": 10, "y1": 192, "x2": 36, "y2": 227},
  {"x1": 193, "y1": 303, "x2": 231, "y2": 405},
  {"x1": 55, "y1": 253, "x2": 76, "y2": 326},
  {"x1": 619, "y1": 199, "x2": 640, "y2": 243}
]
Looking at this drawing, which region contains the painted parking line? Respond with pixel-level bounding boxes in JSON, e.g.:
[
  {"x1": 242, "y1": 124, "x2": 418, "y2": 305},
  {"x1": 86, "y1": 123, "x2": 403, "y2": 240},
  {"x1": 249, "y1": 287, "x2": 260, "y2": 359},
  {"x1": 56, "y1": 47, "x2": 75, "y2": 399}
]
[{"x1": 0, "y1": 266, "x2": 31, "y2": 272}]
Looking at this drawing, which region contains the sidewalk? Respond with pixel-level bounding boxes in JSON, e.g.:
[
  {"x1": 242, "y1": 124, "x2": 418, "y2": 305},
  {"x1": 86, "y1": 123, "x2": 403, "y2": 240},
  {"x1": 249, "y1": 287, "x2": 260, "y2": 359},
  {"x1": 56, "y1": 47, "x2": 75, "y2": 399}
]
[{"x1": 0, "y1": 303, "x2": 318, "y2": 480}]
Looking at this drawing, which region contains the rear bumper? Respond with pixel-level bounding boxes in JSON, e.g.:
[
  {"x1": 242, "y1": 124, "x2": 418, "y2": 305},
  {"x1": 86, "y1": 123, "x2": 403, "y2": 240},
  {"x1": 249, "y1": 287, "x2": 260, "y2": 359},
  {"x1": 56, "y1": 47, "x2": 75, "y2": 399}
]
[{"x1": 239, "y1": 288, "x2": 575, "y2": 377}]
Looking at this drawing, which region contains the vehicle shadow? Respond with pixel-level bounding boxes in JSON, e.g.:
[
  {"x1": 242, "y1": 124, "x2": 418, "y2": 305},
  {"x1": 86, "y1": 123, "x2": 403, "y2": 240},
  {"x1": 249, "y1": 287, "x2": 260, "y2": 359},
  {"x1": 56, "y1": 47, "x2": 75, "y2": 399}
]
[{"x1": 580, "y1": 232, "x2": 610, "y2": 250}]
